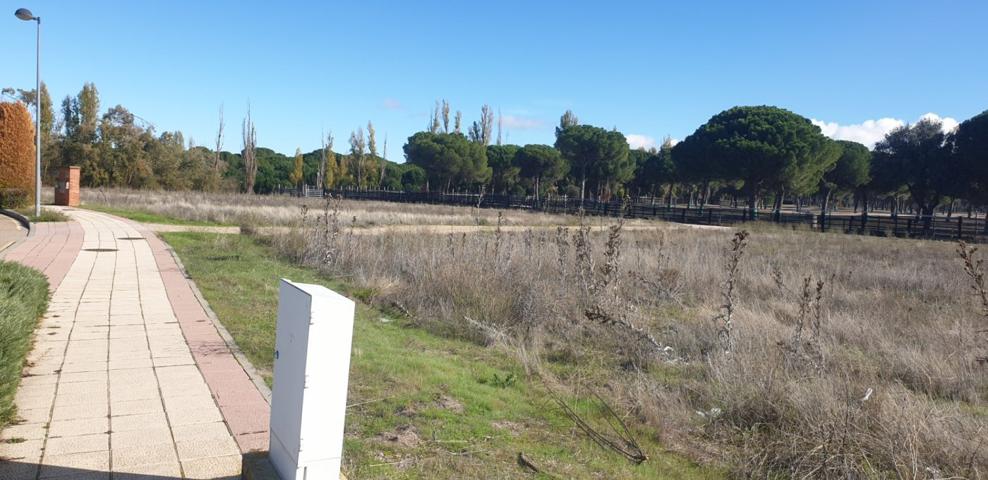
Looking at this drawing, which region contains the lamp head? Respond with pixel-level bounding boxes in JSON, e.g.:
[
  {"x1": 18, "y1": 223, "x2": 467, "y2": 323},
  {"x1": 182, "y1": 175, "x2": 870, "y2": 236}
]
[{"x1": 14, "y1": 8, "x2": 36, "y2": 21}]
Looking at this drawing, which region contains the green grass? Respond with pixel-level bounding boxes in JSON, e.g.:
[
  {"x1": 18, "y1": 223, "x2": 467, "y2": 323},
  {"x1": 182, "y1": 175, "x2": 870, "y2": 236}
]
[
  {"x1": 0, "y1": 261, "x2": 50, "y2": 429},
  {"x1": 163, "y1": 232, "x2": 723, "y2": 479},
  {"x1": 11, "y1": 207, "x2": 70, "y2": 223},
  {"x1": 83, "y1": 204, "x2": 228, "y2": 226},
  {"x1": 28, "y1": 209, "x2": 70, "y2": 223}
]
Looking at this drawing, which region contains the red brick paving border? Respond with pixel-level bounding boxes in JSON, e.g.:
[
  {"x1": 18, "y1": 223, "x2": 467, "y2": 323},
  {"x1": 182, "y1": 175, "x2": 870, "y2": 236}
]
[
  {"x1": 132, "y1": 222, "x2": 271, "y2": 453},
  {"x1": 2, "y1": 220, "x2": 84, "y2": 290}
]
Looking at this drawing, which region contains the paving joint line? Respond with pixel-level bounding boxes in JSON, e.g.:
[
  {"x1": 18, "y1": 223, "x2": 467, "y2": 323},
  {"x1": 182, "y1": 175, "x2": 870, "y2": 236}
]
[
  {"x1": 129, "y1": 215, "x2": 187, "y2": 479},
  {"x1": 33, "y1": 215, "x2": 99, "y2": 480}
]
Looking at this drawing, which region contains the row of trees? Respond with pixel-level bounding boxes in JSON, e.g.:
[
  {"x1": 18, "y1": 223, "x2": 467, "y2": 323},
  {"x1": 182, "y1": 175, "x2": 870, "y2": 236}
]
[
  {"x1": 5, "y1": 82, "x2": 987, "y2": 218},
  {"x1": 406, "y1": 103, "x2": 988, "y2": 221},
  {"x1": 404, "y1": 104, "x2": 635, "y2": 202}
]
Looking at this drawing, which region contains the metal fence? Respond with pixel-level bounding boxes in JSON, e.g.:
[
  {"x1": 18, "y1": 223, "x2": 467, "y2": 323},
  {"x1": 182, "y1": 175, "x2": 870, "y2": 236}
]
[{"x1": 293, "y1": 187, "x2": 988, "y2": 243}]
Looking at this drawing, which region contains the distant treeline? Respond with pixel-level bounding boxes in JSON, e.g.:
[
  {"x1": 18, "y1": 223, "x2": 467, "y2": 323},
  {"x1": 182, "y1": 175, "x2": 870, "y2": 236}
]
[{"x1": 6, "y1": 83, "x2": 988, "y2": 216}]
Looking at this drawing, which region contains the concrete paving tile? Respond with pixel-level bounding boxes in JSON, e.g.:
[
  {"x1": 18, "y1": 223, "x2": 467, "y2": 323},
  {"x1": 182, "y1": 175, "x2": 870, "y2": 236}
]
[
  {"x1": 111, "y1": 442, "x2": 179, "y2": 469},
  {"x1": 159, "y1": 382, "x2": 212, "y2": 401},
  {"x1": 55, "y1": 381, "x2": 107, "y2": 396},
  {"x1": 19, "y1": 374, "x2": 59, "y2": 387},
  {"x1": 40, "y1": 470, "x2": 109, "y2": 480},
  {"x1": 108, "y1": 358, "x2": 153, "y2": 370},
  {"x1": 15, "y1": 391, "x2": 55, "y2": 411},
  {"x1": 44, "y1": 433, "x2": 108, "y2": 456},
  {"x1": 150, "y1": 356, "x2": 194, "y2": 367},
  {"x1": 58, "y1": 371, "x2": 107, "y2": 384},
  {"x1": 15, "y1": 382, "x2": 58, "y2": 399},
  {"x1": 54, "y1": 393, "x2": 104, "y2": 408},
  {"x1": 48, "y1": 417, "x2": 109, "y2": 438},
  {"x1": 108, "y1": 386, "x2": 159, "y2": 403},
  {"x1": 16, "y1": 407, "x2": 53, "y2": 424},
  {"x1": 108, "y1": 411, "x2": 167, "y2": 432},
  {"x1": 40, "y1": 450, "x2": 109, "y2": 476},
  {"x1": 0, "y1": 440, "x2": 44, "y2": 461},
  {"x1": 27, "y1": 363, "x2": 63, "y2": 376},
  {"x1": 59, "y1": 362, "x2": 108, "y2": 374},
  {"x1": 176, "y1": 434, "x2": 240, "y2": 461},
  {"x1": 110, "y1": 426, "x2": 173, "y2": 448},
  {"x1": 181, "y1": 454, "x2": 242, "y2": 479},
  {"x1": 170, "y1": 421, "x2": 231, "y2": 443},
  {"x1": 166, "y1": 406, "x2": 223, "y2": 426},
  {"x1": 109, "y1": 398, "x2": 162, "y2": 417},
  {"x1": 1, "y1": 422, "x2": 47, "y2": 441},
  {"x1": 51, "y1": 401, "x2": 109, "y2": 421}
]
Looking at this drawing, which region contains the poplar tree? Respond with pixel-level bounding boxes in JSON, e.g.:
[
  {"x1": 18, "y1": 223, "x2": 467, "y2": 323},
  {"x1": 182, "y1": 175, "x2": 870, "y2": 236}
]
[
  {"x1": 442, "y1": 100, "x2": 450, "y2": 133},
  {"x1": 367, "y1": 121, "x2": 379, "y2": 186},
  {"x1": 323, "y1": 131, "x2": 336, "y2": 189},
  {"x1": 349, "y1": 128, "x2": 366, "y2": 188},
  {"x1": 290, "y1": 148, "x2": 304, "y2": 190},
  {"x1": 242, "y1": 105, "x2": 257, "y2": 194}
]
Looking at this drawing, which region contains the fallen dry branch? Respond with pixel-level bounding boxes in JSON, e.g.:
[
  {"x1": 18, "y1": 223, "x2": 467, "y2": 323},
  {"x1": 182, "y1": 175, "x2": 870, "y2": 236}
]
[{"x1": 545, "y1": 382, "x2": 648, "y2": 465}]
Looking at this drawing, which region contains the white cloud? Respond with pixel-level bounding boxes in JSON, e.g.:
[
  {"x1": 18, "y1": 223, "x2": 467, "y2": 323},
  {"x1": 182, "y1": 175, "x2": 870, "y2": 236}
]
[
  {"x1": 626, "y1": 134, "x2": 678, "y2": 151},
  {"x1": 811, "y1": 113, "x2": 959, "y2": 148},
  {"x1": 626, "y1": 134, "x2": 658, "y2": 150},
  {"x1": 501, "y1": 115, "x2": 544, "y2": 130},
  {"x1": 918, "y1": 112, "x2": 959, "y2": 133},
  {"x1": 382, "y1": 98, "x2": 402, "y2": 110}
]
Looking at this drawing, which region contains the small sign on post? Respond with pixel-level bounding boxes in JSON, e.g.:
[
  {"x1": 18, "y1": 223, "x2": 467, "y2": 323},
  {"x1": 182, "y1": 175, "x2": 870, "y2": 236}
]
[{"x1": 269, "y1": 279, "x2": 355, "y2": 480}]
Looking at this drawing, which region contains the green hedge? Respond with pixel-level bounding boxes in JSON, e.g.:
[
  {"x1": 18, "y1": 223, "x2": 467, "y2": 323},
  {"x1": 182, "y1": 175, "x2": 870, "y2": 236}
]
[{"x1": 0, "y1": 261, "x2": 49, "y2": 428}]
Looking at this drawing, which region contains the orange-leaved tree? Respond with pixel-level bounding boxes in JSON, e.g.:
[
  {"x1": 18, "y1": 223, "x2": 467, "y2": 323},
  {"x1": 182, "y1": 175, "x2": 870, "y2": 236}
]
[{"x1": 0, "y1": 102, "x2": 36, "y2": 208}]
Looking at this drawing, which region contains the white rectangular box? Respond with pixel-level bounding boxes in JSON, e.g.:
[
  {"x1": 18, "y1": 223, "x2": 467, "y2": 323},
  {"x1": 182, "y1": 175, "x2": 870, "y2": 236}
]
[{"x1": 269, "y1": 279, "x2": 355, "y2": 480}]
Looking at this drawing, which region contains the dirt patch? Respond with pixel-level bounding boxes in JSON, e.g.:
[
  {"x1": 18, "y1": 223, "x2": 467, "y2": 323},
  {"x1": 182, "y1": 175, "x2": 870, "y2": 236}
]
[
  {"x1": 434, "y1": 394, "x2": 464, "y2": 413},
  {"x1": 395, "y1": 403, "x2": 418, "y2": 417},
  {"x1": 491, "y1": 420, "x2": 523, "y2": 433},
  {"x1": 378, "y1": 425, "x2": 421, "y2": 448}
]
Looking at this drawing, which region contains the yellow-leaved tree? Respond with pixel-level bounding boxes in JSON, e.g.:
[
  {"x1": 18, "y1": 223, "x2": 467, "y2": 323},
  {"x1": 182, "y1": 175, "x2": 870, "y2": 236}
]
[
  {"x1": 0, "y1": 102, "x2": 36, "y2": 207},
  {"x1": 290, "y1": 147, "x2": 304, "y2": 191}
]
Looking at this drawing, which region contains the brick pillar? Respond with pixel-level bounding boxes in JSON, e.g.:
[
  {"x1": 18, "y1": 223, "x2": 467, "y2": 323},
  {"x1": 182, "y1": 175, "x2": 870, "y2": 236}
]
[{"x1": 54, "y1": 166, "x2": 81, "y2": 207}]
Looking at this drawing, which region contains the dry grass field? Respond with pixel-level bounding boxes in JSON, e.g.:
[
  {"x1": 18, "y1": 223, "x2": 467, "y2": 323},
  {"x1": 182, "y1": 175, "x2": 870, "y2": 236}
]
[
  {"x1": 80, "y1": 188, "x2": 590, "y2": 228},
  {"x1": 94, "y1": 189, "x2": 988, "y2": 478}
]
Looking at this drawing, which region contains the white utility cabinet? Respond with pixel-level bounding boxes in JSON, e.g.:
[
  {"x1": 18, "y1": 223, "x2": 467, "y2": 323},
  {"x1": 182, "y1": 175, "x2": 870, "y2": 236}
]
[{"x1": 269, "y1": 279, "x2": 355, "y2": 480}]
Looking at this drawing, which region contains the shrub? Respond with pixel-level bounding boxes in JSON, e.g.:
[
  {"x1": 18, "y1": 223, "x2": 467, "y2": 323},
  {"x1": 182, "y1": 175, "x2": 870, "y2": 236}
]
[
  {"x1": 0, "y1": 261, "x2": 49, "y2": 428},
  {"x1": 0, "y1": 102, "x2": 36, "y2": 209}
]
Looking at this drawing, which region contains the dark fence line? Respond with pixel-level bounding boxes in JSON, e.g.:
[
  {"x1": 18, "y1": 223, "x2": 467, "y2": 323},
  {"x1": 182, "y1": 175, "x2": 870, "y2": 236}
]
[{"x1": 290, "y1": 187, "x2": 988, "y2": 243}]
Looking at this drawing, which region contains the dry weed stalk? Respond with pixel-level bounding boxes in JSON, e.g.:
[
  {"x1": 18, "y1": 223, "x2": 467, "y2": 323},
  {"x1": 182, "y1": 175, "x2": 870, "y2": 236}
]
[
  {"x1": 713, "y1": 230, "x2": 749, "y2": 353},
  {"x1": 957, "y1": 240, "x2": 988, "y2": 365},
  {"x1": 781, "y1": 276, "x2": 827, "y2": 372},
  {"x1": 573, "y1": 213, "x2": 670, "y2": 357},
  {"x1": 321, "y1": 194, "x2": 343, "y2": 267}
]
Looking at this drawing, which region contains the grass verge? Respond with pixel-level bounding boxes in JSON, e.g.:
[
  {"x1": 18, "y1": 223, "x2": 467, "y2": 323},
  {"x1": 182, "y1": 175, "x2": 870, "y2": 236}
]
[
  {"x1": 0, "y1": 261, "x2": 50, "y2": 429},
  {"x1": 83, "y1": 204, "x2": 228, "y2": 226},
  {"x1": 162, "y1": 231, "x2": 722, "y2": 479},
  {"x1": 11, "y1": 207, "x2": 70, "y2": 223}
]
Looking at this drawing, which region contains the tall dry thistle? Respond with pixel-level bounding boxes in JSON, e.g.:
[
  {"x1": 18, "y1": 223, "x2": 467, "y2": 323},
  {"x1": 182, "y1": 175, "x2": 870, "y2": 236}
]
[
  {"x1": 782, "y1": 276, "x2": 827, "y2": 372},
  {"x1": 321, "y1": 195, "x2": 343, "y2": 267},
  {"x1": 714, "y1": 230, "x2": 749, "y2": 353}
]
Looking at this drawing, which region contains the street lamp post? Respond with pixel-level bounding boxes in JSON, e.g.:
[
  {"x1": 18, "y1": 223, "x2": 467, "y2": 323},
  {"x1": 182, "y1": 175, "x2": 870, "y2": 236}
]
[{"x1": 15, "y1": 8, "x2": 41, "y2": 217}]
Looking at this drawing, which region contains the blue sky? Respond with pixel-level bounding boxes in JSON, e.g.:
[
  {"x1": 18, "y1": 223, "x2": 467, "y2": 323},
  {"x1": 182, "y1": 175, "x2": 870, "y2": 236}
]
[{"x1": 3, "y1": 0, "x2": 987, "y2": 158}]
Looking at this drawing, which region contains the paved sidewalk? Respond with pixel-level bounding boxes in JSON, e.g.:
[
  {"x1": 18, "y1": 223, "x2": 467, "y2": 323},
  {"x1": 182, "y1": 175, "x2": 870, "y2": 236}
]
[
  {"x1": 0, "y1": 213, "x2": 27, "y2": 252},
  {"x1": 0, "y1": 209, "x2": 267, "y2": 479}
]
